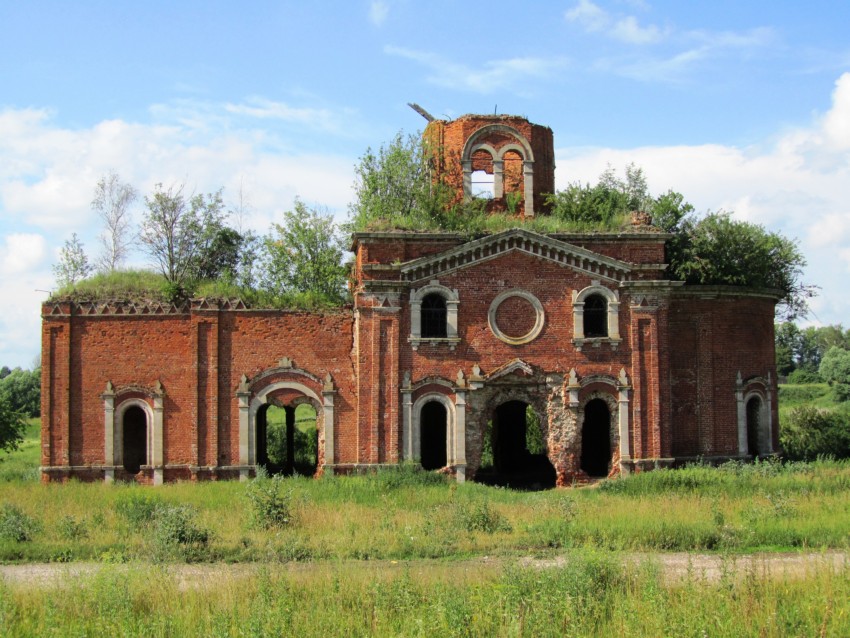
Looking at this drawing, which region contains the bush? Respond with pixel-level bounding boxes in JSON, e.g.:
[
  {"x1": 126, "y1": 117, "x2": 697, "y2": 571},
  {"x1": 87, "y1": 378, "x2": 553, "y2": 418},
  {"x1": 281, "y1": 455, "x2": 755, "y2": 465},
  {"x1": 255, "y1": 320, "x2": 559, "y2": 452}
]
[
  {"x1": 245, "y1": 475, "x2": 294, "y2": 529},
  {"x1": 0, "y1": 503, "x2": 42, "y2": 542},
  {"x1": 57, "y1": 515, "x2": 89, "y2": 540},
  {"x1": 781, "y1": 406, "x2": 850, "y2": 461},
  {"x1": 787, "y1": 368, "x2": 823, "y2": 384},
  {"x1": 454, "y1": 499, "x2": 512, "y2": 534},
  {"x1": 152, "y1": 504, "x2": 210, "y2": 561},
  {"x1": 114, "y1": 491, "x2": 162, "y2": 527}
]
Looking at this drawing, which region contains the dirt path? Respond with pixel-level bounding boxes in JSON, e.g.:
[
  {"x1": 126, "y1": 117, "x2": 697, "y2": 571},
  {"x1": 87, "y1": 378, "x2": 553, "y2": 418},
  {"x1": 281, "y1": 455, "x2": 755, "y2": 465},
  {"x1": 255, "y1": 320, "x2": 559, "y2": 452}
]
[{"x1": 1, "y1": 551, "x2": 846, "y2": 589}]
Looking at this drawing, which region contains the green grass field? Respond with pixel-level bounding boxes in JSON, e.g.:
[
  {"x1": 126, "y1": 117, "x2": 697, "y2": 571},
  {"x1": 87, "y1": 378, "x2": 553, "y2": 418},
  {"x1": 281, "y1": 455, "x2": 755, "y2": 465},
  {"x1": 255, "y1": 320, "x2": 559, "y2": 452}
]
[{"x1": 2, "y1": 396, "x2": 849, "y2": 635}]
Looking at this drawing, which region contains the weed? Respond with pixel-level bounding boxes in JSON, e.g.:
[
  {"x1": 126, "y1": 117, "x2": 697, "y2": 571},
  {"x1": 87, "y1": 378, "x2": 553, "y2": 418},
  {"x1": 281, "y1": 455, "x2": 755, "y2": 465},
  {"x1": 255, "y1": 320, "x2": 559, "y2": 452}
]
[
  {"x1": 245, "y1": 474, "x2": 294, "y2": 529},
  {"x1": 57, "y1": 515, "x2": 90, "y2": 540},
  {"x1": 454, "y1": 499, "x2": 512, "y2": 534},
  {"x1": 0, "y1": 503, "x2": 41, "y2": 542},
  {"x1": 114, "y1": 490, "x2": 162, "y2": 527},
  {"x1": 371, "y1": 462, "x2": 450, "y2": 490},
  {"x1": 151, "y1": 504, "x2": 211, "y2": 562}
]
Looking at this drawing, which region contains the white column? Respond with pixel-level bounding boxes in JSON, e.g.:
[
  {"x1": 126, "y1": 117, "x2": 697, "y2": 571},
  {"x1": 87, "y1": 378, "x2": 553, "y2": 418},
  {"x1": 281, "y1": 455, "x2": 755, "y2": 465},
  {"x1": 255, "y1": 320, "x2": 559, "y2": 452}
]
[
  {"x1": 736, "y1": 373, "x2": 747, "y2": 455},
  {"x1": 454, "y1": 390, "x2": 467, "y2": 483},
  {"x1": 401, "y1": 388, "x2": 413, "y2": 460},
  {"x1": 322, "y1": 388, "x2": 336, "y2": 474},
  {"x1": 102, "y1": 388, "x2": 115, "y2": 483},
  {"x1": 152, "y1": 394, "x2": 164, "y2": 486},
  {"x1": 618, "y1": 388, "x2": 630, "y2": 461},
  {"x1": 523, "y1": 161, "x2": 534, "y2": 216},
  {"x1": 572, "y1": 299, "x2": 584, "y2": 340},
  {"x1": 237, "y1": 390, "x2": 251, "y2": 480},
  {"x1": 608, "y1": 300, "x2": 621, "y2": 341},
  {"x1": 493, "y1": 159, "x2": 505, "y2": 199},
  {"x1": 462, "y1": 160, "x2": 473, "y2": 202}
]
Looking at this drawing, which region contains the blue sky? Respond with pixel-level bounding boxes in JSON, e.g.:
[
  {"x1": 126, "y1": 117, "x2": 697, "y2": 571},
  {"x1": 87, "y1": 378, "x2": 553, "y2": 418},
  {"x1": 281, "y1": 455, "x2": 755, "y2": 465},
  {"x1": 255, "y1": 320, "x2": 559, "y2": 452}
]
[{"x1": 2, "y1": 0, "x2": 850, "y2": 368}]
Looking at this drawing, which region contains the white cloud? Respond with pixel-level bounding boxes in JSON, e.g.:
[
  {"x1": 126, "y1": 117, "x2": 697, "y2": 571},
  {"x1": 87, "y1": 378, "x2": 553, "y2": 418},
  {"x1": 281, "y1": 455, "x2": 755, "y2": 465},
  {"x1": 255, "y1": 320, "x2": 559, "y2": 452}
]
[
  {"x1": 1, "y1": 233, "x2": 47, "y2": 275},
  {"x1": 611, "y1": 16, "x2": 663, "y2": 45},
  {"x1": 556, "y1": 73, "x2": 850, "y2": 325},
  {"x1": 565, "y1": 0, "x2": 608, "y2": 32},
  {"x1": 384, "y1": 46, "x2": 568, "y2": 94},
  {"x1": 564, "y1": 2, "x2": 774, "y2": 81},
  {"x1": 565, "y1": 0, "x2": 664, "y2": 45},
  {"x1": 0, "y1": 101, "x2": 360, "y2": 367},
  {"x1": 369, "y1": 0, "x2": 389, "y2": 26}
]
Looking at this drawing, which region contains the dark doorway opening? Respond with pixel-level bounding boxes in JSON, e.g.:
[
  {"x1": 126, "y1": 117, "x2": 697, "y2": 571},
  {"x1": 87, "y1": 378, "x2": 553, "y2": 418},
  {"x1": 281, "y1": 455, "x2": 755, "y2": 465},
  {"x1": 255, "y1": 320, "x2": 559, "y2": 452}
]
[
  {"x1": 746, "y1": 396, "x2": 762, "y2": 457},
  {"x1": 581, "y1": 399, "x2": 611, "y2": 477},
  {"x1": 257, "y1": 403, "x2": 319, "y2": 476},
  {"x1": 122, "y1": 405, "x2": 147, "y2": 475},
  {"x1": 476, "y1": 400, "x2": 556, "y2": 489},
  {"x1": 420, "y1": 401, "x2": 447, "y2": 470}
]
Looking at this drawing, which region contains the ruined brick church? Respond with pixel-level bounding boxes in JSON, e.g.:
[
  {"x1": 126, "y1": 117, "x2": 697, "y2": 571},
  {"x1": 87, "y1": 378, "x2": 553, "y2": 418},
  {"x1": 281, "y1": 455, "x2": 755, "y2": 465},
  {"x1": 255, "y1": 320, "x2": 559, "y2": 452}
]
[{"x1": 41, "y1": 114, "x2": 779, "y2": 487}]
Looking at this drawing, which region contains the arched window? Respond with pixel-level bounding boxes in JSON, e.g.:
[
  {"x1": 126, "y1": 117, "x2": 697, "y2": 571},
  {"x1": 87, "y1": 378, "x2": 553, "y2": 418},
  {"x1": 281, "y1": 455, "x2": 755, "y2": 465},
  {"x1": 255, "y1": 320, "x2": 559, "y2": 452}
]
[
  {"x1": 583, "y1": 294, "x2": 608, "y2": 338},
  {"x1": 421, "y1": 293, "x2": 447, "y2": 338},
  {"x1": 572, "y1": 284, "x2": 620, "y2": 349},
  {"x1": 409, "y1": 281, "x2": 460, "y2": 349}
]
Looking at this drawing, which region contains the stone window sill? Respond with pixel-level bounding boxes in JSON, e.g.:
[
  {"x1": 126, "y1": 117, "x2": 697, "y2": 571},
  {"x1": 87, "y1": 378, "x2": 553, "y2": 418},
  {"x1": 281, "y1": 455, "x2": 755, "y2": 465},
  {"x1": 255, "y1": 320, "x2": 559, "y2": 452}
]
[
  {"x1": 573, "y1": 337, "x2": 621, "y2": 352},
  {"x1": 410, "y1": 336, "x2": 461, "y2": 351}
]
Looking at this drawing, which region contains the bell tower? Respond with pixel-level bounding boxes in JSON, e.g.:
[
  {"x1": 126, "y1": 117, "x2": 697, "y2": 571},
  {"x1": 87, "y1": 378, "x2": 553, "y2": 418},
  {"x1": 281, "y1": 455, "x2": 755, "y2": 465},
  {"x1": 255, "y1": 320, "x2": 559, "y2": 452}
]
[{"x1": 424, "y1": 114, "x2": 555, "y2": 217}]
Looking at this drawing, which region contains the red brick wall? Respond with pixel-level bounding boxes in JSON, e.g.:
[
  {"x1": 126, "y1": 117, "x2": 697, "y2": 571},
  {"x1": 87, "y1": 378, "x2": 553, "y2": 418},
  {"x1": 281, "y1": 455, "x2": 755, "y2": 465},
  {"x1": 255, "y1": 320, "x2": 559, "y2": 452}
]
[
  {"x1": 42, "y1": 233, "x2": 779, "y2": 482},
  {"x1": 41, "y1": 304, "x2": 357, "y2": 480},
  {"x1": 669, "y1": 294, "x2": 778, "y2": 457},
  {"x1": 425, "y1": 115, "x2": 555, "y2": 215}
]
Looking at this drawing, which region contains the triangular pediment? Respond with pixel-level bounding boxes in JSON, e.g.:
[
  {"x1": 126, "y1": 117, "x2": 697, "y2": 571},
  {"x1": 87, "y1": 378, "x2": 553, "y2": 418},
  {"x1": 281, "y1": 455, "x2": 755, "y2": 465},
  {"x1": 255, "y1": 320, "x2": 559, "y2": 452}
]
[
  {"x1": 399, "y1": 228, "x2": 632, "y2": 284},
  {"x1": 487, "y1": 358, "x2": 535, "y2": 381}
]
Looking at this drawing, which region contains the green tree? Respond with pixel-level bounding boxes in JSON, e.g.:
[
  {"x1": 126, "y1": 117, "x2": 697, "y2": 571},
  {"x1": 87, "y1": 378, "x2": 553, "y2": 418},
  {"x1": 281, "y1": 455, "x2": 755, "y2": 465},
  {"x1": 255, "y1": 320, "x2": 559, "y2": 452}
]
[
  {"x1": 670, "y1": 212, "x2": 813, "y2": 320},
  {"x1": 0, "y1": 367, "x2": 40, "y2": 417},
  {"x1": 92, "y1": 171, "x2": 137, "y2": 272},
  {"x1": 261, "y1": 200, "x2": 349, "y2": 304},
  {"x1": 0, "y1": 395, "x2": 26, "y2": 456},
  {"x1": 775, "y1": 322, "x2": 802, "y2": 377},
  {"x1": 546, "y1": 181, "x2": 630, "y2": 227},
  {"x1": 819, "y1": 346, "x2": 850, "y2": 402},
  {"x1": 139, "y1": 184, "x2": 228, "y2": 294},
  {"x1": 349, "y1": 131, "x2": 449, "y2": 230},
  {"x1": 53, "y1": 233, "x2": 92, "y2": 288},
  {"x1": 191, "y1": 227, "x2": 243, "y2": 282}
]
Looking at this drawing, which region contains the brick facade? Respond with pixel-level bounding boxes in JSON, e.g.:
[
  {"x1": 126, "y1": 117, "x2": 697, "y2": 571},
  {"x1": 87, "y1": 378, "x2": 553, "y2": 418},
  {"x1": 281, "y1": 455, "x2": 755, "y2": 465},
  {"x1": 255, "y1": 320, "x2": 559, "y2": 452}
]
[{"x1": 41, "y1": 116, "x2": 780, "y2": 485}]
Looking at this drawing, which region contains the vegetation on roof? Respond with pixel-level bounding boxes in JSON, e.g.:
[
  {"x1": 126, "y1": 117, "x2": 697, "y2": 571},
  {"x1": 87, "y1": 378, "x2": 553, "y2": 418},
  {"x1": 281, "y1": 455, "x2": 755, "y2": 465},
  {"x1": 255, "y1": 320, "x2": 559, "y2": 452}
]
[
  {"x1": 347, "y1": 131, "x2": 813, "y2": 319},
  {"x1": 50, "y1": 270, "x2": 349, "y2": 312},
  {"x1": 52, "y1": 132, "x2": 813, "y2": 318}
]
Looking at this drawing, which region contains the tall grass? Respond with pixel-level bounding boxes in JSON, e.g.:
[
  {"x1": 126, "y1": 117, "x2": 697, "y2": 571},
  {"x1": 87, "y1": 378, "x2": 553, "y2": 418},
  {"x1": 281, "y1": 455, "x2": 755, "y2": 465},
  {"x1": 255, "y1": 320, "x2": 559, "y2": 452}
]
[
  {"x1": 0, "y1": 418, "x2": 40, "y2": 483},
  {"x1": 0, "y1": 460, "x2": 848, "y2": 563},
  {"x1": 2, "y1": 555, "x2": 848, "y2": 636}
]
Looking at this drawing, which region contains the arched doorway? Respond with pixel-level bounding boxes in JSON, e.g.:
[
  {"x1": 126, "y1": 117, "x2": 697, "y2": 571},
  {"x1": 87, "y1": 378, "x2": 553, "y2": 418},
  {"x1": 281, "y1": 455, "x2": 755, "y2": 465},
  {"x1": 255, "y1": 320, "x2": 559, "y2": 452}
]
[
  {"x1": 122, "y1": 405, "x2": 147, "y2": 475},
  {"x1": 420, "y1": 401, "x2": 447, "y2": 470},
  {"x1": 581, "y1": 399, "x2": 611, "y2": 477},
  {"x1": 477, "y1": 400, "x2": 555, "y2": 489},
  {"x1": 256, "y1": 402, "x2": 319, "y2": 476},
  {"x1": 746, "y1": 396, "x2": 763, "y2": 457}
]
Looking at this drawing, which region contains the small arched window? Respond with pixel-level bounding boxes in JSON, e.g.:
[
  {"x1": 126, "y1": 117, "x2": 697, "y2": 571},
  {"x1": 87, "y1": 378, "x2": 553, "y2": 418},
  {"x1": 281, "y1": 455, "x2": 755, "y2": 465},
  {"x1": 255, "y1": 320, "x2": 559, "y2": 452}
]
[
  {"x1": 583, "y1": 294, "x2": 608, "y2": 338},
  {"x1": 421, "y1": 293, "x2": 447, "y2": 338}
]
